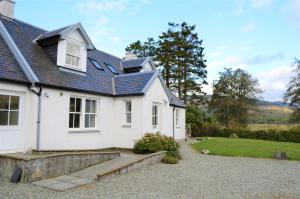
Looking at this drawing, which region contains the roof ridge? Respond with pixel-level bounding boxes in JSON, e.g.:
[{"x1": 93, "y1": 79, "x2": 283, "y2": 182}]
[
  {"x1": 121, "y1": 57, "x2": 147, "y2": 62},
  {"x1": 13, "y1": 18, "x2": 47, "y2": 32},
  {"x1": 114, "y1": 70, "x2": 156, "y2": 78}
]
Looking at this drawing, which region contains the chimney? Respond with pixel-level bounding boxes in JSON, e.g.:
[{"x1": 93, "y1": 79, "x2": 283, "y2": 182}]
[
  {"x1": 125, "y1": 52, "x2": 137, "y2": 60},
  {"x1": 0, "y1": 0, "x2": 15, "y2": 19}
]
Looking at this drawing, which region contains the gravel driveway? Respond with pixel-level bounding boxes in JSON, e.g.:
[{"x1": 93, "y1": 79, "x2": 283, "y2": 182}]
[{"x1": 1, "y1": 140, "x2": 300, "y2": 199}]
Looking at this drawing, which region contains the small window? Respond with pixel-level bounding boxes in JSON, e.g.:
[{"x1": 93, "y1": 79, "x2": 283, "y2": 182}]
[
  {"x1": 105, "y1": 63, "x2": 119, "y2": 75},
  {"x1": 90, "y1": 58, "x2": 103, "y2": 70},
  {"x1": 152, "y1": 104, "x2": 158, "y2": 127},
  {"x1": 176, "y1": 109, "x2": 180, "y2": 127},
  {"x1": 124, "y1": 101, "x2": 132, "y2": 124},
  {"x1": 0, "y1": 94, "x2": 20, "y2": 126},
  {"x1": 69, "y1": 97, "x2": 81, "y2": 128},
  {"x1": 66, "y1": 42, "x2": 81, "y2": 67},
  {"x1": 85, "y1": 99, "x2": 96, "y2": 128}
]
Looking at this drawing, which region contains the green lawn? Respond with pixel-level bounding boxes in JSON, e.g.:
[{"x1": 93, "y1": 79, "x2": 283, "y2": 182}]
[
  {"x1": 248, "y1": 124, "x2": 299, "y2": 131},
  {"x1": 192, "y1": 137, "x2": 300, "y2": 160}
]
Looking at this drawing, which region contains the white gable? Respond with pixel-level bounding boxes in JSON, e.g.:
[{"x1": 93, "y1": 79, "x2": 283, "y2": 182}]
[{"x1": 65, "y1": 29, "x2": 86, "y2": 45}]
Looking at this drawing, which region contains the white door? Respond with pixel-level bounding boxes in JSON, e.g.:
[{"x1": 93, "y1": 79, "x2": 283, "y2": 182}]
[{"x1": 0, "y1": 93, "x2": 22, "y2": 153}]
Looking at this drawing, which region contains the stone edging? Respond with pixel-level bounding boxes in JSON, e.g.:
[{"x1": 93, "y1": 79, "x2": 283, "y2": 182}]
[{"x1": 97, "y1": 151, "x2": 166, "y2": 180}]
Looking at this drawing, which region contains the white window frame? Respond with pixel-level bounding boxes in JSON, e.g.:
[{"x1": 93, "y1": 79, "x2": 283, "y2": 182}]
[
  {"x1": 152, "y1": 104, "x2": 159, "y2": 128},
  {"x1": 65, "y1": 41, "x2": 81, "y2": 68},
  {"x1": 124, "y1": 100, "x2": 132, "y2": 125},
  {"x1": 69, "y1": 97, "x2": 82, "y2": 129},
  {"x1": 57, "y1": 39, "x2": 87, "y2": 73},
  {"x1": 0, "y1": 94, "x2": 20, "y2": 127},
  {"x1": 175, "y1": 109, "x2": 180, "y2": 128},
  {"x1": 69, "y1": 96, "x2": 99, "y2": 131},
  {"x1": 84, "y1": 99, "x2": 97, "y2": 128}
]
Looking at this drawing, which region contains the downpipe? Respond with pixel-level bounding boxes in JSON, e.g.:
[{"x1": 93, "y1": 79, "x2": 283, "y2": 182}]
[
  {"x1": 28, "y1": 84, "x2": 42, "y2": 150},
  {"x1": 172, "y1": 106, "x2": 175, "y2": 138}
]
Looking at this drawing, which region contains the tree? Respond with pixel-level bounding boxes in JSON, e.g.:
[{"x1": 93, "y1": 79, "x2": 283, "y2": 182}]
[
  {"x1": 284, "y1": 59, "x2": 300, "y2": 123},
  {"x1": 210, "y1": 68, "x2": 261, "y2": 128},
  {"x1": 125, "y1": 22, "x2": 207, "y2": 104},
  {"x1": 125, "y1": 38, "x2": 157, "y2": 58}
]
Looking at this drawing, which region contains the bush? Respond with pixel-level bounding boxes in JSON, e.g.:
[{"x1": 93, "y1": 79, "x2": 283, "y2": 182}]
[
  {"x1": 162, "y1": 155, "x2": 178, "y2": 164},
  {"x1": 229, "y1": 133, "x2": 239, "y2": 139},
  {"x1": 133, "y1": 133, "x2": 181, "y2": 164},
  {"x1": 192, "y1": 125, "x2": 300, "y2": 143}
]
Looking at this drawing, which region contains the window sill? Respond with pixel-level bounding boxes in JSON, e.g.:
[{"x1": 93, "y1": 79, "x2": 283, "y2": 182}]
[
  {"x1": 69, "y1": 129, "x2": 100, "y2": 133},
  {"x1": 176, "y1": 126, "x2": 181, "y2": 129},
  {"x1": 122, "y1": 124, "x2": 131, "y2": 128}
]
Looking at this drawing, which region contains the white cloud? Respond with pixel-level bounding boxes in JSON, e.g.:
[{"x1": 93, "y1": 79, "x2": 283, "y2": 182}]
[
  {"x1": 242, "y1": 23, "x2": 255, "y2": 32},
  {"x1": 256, "y1": 66, "x2": 292, "y2": 101},
  {"x1": 245, "y1": 53, "x2": 285, "y2": 65},
  {"x1": 208, "y1": 55, "x2": 248, "y2": 70},
  {"x1": 251, "y1": 0, "x2": 274, "y2": 8}
]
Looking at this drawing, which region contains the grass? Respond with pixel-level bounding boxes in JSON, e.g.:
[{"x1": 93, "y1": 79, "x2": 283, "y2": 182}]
[
  {"x1": 192, "y1": 137, "x2": 300, "y2": 160},
  {"x1": 248, "y1": 124, "x2": 299, "y2": 131}
]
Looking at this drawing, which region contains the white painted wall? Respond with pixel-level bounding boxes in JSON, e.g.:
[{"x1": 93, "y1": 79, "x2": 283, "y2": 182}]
[
  {"x1": 0, "y1": 82, "x2": 37, "y2": 153},
  {"x1": 0, "y1": 76, "x2": 186, "y2": 153}
]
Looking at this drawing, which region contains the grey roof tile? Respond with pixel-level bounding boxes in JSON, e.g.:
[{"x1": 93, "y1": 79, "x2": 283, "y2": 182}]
[
  {"x1": 0, "y1": 32, "x2": 28, "y2": 83},
  {"x1": 114, "y1": 71, "x2": 155, "y2": 96}
]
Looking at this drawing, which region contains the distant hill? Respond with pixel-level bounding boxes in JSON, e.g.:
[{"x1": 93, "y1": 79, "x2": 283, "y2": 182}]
[
  {"x1": 256, "y1": 100, "x2": 289, "y2": 107},
  {"x1": 196, "y1": 96, "x2": 292, "y2": 124}
]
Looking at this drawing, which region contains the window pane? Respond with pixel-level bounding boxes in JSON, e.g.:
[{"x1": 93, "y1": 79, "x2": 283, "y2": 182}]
[
  {"x1": 90, "y1": 115, "x2": 95, "y2": 128},
  {"x1": 76, "y1": 98, "x2": 81, "y2": 112},
  {"x1": 91, "y1": 100, "x2": 96, "y2": 113},
  {"x1": 10, "y1": 96, "x2": 19, "y2": 110},
  {"x1": 85, "y1": 114, "x2": 90, "y2": 128},
  {"x1": 69, "y1": 98, "x2": 75, "y2": 112},
  {"x1": 9, "y1": 111, "x2": 19, "y2": 125},
  {"x1": 0, "y1": 95, "x2": 9, "y2": 110},
  {"x1": 69, "y1": 113, "x2": 74, "y2": 128},
  {"x1": 126, "y1": 101, "x2": 131, "y2": 112},
  {"x1": 74, "y1": 114, "x2": 80, "y2": 128},
  {"x1": 0, "y1": 110, "x2": 8, "y2": 125},
  {"x1": 126, "y1": 113, "x2": 131, "y2": 124},
  {"x1": 85, "y1": 99, "x2": 91, "y2": 113}
]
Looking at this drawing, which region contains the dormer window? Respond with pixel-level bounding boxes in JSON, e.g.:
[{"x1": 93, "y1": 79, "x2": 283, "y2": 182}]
[{"x1": 66, "y1": 42, "x2": 80, "y2": 67}]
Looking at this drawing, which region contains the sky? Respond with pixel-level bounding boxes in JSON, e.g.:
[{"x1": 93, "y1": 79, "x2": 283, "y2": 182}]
[{"x1": 15, "y1": 0, "x2": 300, "y2": 102}]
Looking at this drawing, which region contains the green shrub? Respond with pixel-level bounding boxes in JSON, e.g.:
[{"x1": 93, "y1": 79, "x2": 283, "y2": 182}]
[
  {"x1": 133, "y1": 133, "x2": 181, "y2": 164},
  {"x1": 162, "y1": 155, "x2": 178, "y2": 164},
  {"x1": 192, "y1": 125, "x2": 300, "y2": 143},
  {"x1": 229, "y1": 133, "x2": 239, "y2": 139}
]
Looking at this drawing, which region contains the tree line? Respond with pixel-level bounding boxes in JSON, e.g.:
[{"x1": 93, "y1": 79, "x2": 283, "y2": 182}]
[{"x1": 126, "y1": 22, "x2": 300, "y2": 127}]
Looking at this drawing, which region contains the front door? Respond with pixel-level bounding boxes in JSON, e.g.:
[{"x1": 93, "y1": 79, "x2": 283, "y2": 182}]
[{"x1": 0, "y1": 93, "x2": 22, "y2": 153}]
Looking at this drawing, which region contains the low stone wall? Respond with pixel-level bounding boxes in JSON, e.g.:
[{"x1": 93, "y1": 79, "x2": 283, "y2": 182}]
[
  {"x1": 97, "y1": 151, "x2": 166, "y2": 180},
  {"x1": 32, "y1": 147, "x2": 133, "y2": 155},
  {"x1": 0, "y1": 151, "x2": 120, "y2": 182}
]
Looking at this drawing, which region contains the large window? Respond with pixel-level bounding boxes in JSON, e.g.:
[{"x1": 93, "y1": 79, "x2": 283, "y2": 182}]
[
  {"x1": 69, "y1": 97, "x2": 82, "y2": 128},
  {"x1": 176, "y1": 109, "x2": 180, "y2": 127},
  {"x1": 85, "y1": 99, "x2": 96, "y2": 128},
  {"x1": 0, "y1": 94, "x2": 19, "y2": 126},
  {"x1": 66, "y1": 42, "x2": 81, "y2": 67},
  {"x1": 124, "y1": 101, "x2": 132, "y2": 125},
  {"x1": 69, "y1": 97, "x2": 98, "y2": 130},
  {"x1": 152, "y1": 104, "x2": 158, "y2": 127}
]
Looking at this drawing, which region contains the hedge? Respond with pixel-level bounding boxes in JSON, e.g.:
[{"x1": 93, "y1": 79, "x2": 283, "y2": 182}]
[{"x1": 192, "y1": 124, "x2": 300, "y2": 143}]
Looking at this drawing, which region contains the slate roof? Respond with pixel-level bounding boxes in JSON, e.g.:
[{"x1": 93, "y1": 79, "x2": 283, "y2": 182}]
[
  {"x1": 121, "y1": 57, "x2": 147, "y2": 69},
  {"x1": 114, "y1": 71, "x2": 155, "y2": 96},
  {"x1": 0, "y1": 33, "x2": 28, "y2": 83},
  {"x1": 38, "y1": 25, "x2": 70, "y2": 40},
  {"x1": 0, "y1": 16, "x2": 186, "y2": 108}
]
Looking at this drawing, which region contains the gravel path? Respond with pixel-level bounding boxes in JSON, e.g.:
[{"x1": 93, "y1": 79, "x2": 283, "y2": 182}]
[{"x1": 1, "y1": 140, "x2": 300, "y2": 199}]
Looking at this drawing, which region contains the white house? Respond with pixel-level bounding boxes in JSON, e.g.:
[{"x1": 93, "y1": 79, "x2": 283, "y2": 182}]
[{"x1": 0, "y1": 0, "x2": 186, "y2": 154}]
